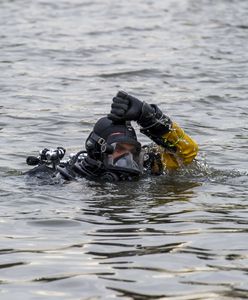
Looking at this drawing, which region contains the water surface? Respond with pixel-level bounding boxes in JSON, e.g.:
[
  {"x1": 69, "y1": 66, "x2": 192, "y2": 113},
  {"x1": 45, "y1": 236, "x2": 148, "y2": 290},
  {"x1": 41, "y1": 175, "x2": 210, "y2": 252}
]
[{"x1": 0, "y1": 0, "x2": 248, "y2": 299}]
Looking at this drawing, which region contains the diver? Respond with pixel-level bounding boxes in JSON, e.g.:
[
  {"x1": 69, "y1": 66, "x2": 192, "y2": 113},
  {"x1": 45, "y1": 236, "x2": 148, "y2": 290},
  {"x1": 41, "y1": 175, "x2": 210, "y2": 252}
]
[{"x1": 25, "y1": 91, "x2": 198, "y2": 182}]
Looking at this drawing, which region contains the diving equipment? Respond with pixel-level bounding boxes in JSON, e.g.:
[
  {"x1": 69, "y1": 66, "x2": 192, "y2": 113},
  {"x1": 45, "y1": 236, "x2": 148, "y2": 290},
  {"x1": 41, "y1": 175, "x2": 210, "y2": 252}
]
[{"x1": 84, "y1": 117, "x2": 143, "y2": 180}]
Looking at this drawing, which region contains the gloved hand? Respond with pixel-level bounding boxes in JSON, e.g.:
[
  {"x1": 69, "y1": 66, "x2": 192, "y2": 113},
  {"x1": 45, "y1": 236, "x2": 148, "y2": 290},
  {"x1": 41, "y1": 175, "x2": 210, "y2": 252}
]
[
  {"x1": 108, "y1": 91, "x2": 143, "y2": 122},
  {"x1": 108, "y1": 91, "x2": 172, "y2": 146}
]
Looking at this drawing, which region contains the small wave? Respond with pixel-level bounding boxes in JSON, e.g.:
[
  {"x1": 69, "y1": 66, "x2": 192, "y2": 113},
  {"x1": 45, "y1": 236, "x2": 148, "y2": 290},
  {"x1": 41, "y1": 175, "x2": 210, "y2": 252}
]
[
  {"x1": 0, "y1": 262, "x2": 27, "y2": 269},
  {"x1": 98, "y1": 68, "x2": 162, "y2": 78},
  {"x1": 86, "y1": 242, "x2": 185, "y2": 259},
  {"x1": 166, "y1": 158, "x2": 248, "y2": 186},
  {"x1": 32, "y1": 271, "x2": 115, "y2": 283},
  {"x1": 235, "y1": 25, "x2": 248, "y2": 29},
  {"x1": 28, "y1": 218, "x2": 81, "y2": 227}
]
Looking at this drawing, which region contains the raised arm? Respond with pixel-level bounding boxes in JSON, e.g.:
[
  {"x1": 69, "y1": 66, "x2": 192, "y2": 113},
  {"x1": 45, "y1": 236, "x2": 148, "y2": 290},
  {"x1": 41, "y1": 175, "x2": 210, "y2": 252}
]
[{"x1": 108, "y1": 91, "x2": 198, "y2": 170}]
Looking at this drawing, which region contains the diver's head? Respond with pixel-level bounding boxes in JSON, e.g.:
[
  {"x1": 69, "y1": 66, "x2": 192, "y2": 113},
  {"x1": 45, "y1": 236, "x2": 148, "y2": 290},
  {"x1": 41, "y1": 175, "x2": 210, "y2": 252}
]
[{"x1": 85, "y1": 117, "x2": 143, "y2": 181}]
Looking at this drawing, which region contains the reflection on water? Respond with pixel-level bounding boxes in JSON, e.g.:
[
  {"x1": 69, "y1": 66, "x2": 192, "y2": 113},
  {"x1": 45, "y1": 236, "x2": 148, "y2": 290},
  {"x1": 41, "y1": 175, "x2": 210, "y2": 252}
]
[
  {"x1": 1, "y1": 0, "x2": 248, "y2": 299},
  {"x1": 0, "y1": 164, "x2": 248, "y2": 299}
]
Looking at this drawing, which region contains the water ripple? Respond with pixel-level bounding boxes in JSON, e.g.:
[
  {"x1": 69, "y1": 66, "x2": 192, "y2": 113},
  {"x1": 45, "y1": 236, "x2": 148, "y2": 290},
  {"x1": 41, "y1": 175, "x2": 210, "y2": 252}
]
[{"x1": 1, "y1": 0, "x2": 248, "y2": 298}]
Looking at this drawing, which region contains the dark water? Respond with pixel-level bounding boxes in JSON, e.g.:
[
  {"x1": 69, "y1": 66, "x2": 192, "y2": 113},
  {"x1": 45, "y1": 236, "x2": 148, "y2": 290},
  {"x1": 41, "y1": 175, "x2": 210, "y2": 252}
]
[{"x1": 1, "y1": 0, "x2": 248, "y2": 299}]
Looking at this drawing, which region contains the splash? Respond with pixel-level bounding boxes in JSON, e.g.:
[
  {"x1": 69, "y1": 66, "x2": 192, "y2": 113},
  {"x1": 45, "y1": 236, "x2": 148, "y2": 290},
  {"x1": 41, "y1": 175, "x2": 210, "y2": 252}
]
[{"x1": 166, "y1": 155, "x2": 248, "y2": 187}]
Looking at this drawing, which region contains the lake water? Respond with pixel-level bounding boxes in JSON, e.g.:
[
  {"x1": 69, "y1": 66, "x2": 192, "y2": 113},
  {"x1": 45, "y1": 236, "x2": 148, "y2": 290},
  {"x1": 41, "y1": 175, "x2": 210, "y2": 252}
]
[{"x1": 0, "y1": 0, "x2": 248, "y2": 299}]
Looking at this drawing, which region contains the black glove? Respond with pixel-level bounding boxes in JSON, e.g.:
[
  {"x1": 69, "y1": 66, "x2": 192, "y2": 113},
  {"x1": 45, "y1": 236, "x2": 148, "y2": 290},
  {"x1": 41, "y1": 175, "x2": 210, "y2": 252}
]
[
  {"x1": 108, "y1": 91, "x2": 143, "y2": 122},
  {"x1": 108, "y1": 91, "x2": 169, "y2": 129},
  {"x1": 108, "y1": 91, "x2": 173, "y2": 149}
]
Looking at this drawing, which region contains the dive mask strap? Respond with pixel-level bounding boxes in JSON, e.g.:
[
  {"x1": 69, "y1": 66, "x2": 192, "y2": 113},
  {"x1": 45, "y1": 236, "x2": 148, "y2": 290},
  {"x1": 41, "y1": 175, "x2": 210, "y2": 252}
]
[{"x1": 90, "y1": 132, "x2": 114, "y2": 154}]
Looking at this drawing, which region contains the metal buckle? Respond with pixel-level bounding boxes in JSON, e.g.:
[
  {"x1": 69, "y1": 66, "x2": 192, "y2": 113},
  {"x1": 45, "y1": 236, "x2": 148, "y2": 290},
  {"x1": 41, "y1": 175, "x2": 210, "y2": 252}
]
[
  {"x1": 101, "y1": 144, "x2": 107, "y2": 152},
  {"x1": 98, "y1": 138, "x2": 105, "y2": 146}
]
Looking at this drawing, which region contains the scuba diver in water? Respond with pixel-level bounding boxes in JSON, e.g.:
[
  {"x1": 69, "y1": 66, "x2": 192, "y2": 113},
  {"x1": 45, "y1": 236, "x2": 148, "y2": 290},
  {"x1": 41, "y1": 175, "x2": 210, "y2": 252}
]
[{"x1": 25, "y1": 91, "x2": 198, "y2": 182}]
